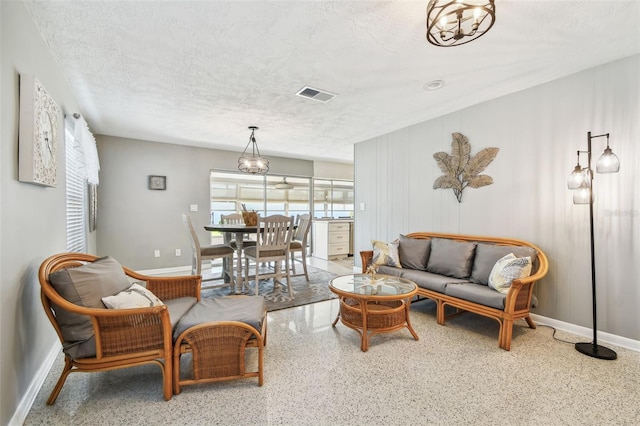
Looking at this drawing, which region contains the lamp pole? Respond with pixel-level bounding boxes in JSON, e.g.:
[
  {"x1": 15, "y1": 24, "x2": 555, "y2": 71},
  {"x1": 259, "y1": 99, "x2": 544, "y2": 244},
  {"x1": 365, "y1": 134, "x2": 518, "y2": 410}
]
[{"x1": 574, "y1": 132, "x2": 617, "y2": 360}]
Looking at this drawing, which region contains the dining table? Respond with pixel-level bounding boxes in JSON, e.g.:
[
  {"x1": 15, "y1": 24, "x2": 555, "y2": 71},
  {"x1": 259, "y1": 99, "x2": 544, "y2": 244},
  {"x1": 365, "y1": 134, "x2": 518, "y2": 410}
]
[
  {"x1": 204, "y1": 222, "x2": 297, "y2": 294},
  {"x1": 204, "y1": 223, "x2": 258, "y2": 293}
]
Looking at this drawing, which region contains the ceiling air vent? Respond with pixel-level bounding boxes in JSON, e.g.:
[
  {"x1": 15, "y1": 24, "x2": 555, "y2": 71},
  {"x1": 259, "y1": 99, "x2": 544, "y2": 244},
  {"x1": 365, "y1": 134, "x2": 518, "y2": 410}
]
[{"x1": 295, "y1": 86, "x2": 337, "y2": 103}]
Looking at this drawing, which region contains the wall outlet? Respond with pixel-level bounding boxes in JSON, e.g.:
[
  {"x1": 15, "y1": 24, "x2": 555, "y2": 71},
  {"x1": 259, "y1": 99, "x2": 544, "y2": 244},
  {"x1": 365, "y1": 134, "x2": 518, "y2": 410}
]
[
  {"x1": 175, "y1": 248, "x2": 181, "y2": 256},
  {"x1": 154, "y1": 250, "x2": 160, "y2": 258},
  {"x1": 189, "y1": 204, "x2": 198, "y2": 212}
]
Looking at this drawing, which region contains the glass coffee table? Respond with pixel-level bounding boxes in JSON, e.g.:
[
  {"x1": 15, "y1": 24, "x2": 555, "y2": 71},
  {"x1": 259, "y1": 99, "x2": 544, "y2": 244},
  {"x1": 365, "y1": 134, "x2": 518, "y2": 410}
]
[{"x1": 329, "y1": 274, "x2": 419, "y2": 352}]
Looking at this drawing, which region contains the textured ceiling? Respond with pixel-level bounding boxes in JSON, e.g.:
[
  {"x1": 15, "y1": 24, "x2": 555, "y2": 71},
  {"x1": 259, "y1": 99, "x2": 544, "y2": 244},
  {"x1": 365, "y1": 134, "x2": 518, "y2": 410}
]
[{"x1": 24, "y1": 1, "x2": 640, "y2": 164}]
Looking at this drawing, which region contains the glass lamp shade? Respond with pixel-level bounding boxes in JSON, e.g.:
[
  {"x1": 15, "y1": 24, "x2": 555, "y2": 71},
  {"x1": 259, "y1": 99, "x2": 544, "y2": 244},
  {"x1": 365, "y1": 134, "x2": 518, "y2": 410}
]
[
  {"x1": 596, "y1": 147, "x2": 620, "y2": 173},
  {"x1": 572, "y1": 182, "x2": 592, "y2": 204},
  {"x1": 567, "y1": 165, "x2": 587, "y2": 189},
  {"x1": 238, "y1": 156, "x2": 269, "y2": 175}
]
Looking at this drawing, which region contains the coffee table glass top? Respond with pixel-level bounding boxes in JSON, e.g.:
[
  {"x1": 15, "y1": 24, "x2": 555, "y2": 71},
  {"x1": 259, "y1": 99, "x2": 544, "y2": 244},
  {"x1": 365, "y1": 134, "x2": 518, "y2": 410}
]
[{"x1": 330, "y1": 274, "x2": 416, "y2": 296}]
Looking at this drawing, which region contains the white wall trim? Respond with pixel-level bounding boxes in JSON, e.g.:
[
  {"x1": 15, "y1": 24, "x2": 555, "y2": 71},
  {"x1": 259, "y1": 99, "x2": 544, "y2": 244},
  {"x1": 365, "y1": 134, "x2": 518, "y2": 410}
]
[
  {"x1": 9, "y1": 341, "x2": 61, "y2": 426},
  {"x1": 531, "y1": 314, "x2": 640, "y2": 353},
  {"x1": 136, "y1": 265, "x2": 192, "y2": 275}
]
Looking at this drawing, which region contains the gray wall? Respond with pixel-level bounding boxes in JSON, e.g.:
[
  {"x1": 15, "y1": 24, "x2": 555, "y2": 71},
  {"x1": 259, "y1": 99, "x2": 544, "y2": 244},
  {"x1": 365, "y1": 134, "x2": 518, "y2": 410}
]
[
  {"x1": 0, "y1": 2, "x2": 96, "y2": 423},
  {"x1": 354, "y1": 55, "x2": 640, "y2": 341},
  {"x1": 96, "y1": 136, "x2": 326, "y2": 270}
]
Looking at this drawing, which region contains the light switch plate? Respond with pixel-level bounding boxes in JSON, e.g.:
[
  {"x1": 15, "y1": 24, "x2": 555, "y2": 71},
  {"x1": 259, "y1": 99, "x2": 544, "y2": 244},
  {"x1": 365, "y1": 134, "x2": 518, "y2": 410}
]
[{"x1": 189, "y1": 204, "x2": 198, "y2": 212}]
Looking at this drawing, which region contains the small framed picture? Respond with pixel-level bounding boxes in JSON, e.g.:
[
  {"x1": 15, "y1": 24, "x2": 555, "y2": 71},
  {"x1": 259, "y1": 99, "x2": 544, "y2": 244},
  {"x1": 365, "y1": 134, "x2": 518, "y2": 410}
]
[{"x1": 148, "y1": 175, "x2": 166, "y2": 190}]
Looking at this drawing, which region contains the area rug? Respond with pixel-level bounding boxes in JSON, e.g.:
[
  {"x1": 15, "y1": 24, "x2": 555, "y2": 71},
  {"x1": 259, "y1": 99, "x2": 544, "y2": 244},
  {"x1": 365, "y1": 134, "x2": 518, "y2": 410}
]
[{"x1": 200, "y1": 265, "x2": 338, "y2": 311}]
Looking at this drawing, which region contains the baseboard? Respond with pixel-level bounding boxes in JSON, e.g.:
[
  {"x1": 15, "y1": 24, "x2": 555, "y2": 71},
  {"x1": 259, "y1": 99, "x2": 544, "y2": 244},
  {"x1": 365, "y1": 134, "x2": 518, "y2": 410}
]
[
  {"x1": 136, "y1": 265, "x2": 192, "y2": 275},
  {"x1": 530, "y1": 314, "x2": 640, "y2": 352},
  {"x1": 9, "y1": 341, "x2": 61, "y2": 426}
]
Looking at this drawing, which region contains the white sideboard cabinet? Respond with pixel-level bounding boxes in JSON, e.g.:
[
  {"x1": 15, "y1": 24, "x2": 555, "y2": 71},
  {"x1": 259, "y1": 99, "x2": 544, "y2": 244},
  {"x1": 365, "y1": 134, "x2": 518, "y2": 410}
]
[{"x1": 312, "y1": 220, "x2": 351, "y2": 260}]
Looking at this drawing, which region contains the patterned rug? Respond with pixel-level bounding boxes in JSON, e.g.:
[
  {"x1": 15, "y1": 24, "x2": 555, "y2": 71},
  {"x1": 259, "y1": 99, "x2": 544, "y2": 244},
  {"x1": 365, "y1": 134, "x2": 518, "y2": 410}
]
[{"x1": 200, "y1": 265, "x2": 338, "y2": 311}]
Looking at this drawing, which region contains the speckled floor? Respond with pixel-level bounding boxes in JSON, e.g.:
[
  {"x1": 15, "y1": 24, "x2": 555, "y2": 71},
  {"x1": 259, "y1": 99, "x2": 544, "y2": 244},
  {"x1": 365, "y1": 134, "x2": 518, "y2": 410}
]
[{"x1": 25, "y1": 295, "x2": 640, "y2": 426}]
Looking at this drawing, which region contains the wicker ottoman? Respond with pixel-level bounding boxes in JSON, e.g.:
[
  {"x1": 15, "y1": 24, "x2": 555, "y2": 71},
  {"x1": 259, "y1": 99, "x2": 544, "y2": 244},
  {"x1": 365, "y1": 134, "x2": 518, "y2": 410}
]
[{"x1": 172, "y1": 296, "x2": 266, "y2": 394}]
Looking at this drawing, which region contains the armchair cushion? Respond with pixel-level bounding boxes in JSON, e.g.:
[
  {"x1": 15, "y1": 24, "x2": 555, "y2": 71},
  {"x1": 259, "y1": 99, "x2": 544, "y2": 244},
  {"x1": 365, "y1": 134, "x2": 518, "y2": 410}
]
[
  {"x1": 164, "y1": 297, "x2": 199, "y2": 329},
  {"x1": 48, "y1": 256, "x2": 132, "y2": 344},
  {"x1": 173, "y1": 296, "x2": 265, "y2": 340}
]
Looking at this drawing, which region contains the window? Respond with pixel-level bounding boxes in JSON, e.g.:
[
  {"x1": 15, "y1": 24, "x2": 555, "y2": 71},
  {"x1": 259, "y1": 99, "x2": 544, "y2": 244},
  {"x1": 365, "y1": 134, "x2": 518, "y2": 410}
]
[
  {"x1": 65, "y1": 120, "x2": 87, "y2": 252},
  {"x1": 209, "y1": 171, "x2": 312, "y2": 244},
  {"x1": 313, "y1": 179, "x2": 354, "y2": 219}
]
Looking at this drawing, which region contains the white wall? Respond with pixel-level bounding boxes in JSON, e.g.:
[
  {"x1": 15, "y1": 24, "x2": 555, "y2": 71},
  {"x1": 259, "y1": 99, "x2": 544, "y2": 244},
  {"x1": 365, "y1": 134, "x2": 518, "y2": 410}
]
[{"x1": 354, "y1": 55, "x2": 640, "y2": 341}]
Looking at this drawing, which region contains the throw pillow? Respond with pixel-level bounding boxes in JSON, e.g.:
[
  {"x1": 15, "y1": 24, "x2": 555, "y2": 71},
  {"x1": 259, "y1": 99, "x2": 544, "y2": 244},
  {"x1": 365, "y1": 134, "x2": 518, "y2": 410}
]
[
  {"x1": 488, "y1": 253, "x2": 532, "y2": 294},
  {"x1": 470, "y1": 243, "x2": 537, "y2": 285},
  {"x1": 102, "y1": 283, "x2": 165, "y2": 309},
  {"x1": 372, "y1": 239, "x2": 402, "y2": 268},
  {"x1": 426, "y1": 238, "x2": 477, "y2": 279},
  {"x1": 398, "y1": 235, "x2": 431, "y2": 270}
]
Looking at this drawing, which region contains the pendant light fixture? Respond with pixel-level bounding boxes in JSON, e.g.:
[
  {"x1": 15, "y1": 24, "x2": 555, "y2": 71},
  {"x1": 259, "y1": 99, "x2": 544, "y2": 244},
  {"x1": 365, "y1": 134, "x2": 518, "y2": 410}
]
[
  {"x1": 238, "y1": 126, "x2": 269, "y2": 175},
  {"x1": 426, "y1": 0, "x2": 496, "y2": 47}
]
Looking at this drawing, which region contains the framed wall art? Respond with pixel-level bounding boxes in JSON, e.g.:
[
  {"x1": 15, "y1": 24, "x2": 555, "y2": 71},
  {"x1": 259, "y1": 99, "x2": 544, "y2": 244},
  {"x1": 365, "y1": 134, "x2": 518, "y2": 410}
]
[
  {"x1": 18, "y1": 75, "x2": 62, "y2": 187},
  {"x1": 148, "y1": 175, "x2": 166, "y2": 190}
]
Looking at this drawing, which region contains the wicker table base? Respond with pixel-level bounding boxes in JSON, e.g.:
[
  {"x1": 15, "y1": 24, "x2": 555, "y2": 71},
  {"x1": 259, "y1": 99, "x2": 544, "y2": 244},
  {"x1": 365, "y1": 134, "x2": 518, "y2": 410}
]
[{"x1": 330, "y1": 275, "x2": 419, "y2": 352}]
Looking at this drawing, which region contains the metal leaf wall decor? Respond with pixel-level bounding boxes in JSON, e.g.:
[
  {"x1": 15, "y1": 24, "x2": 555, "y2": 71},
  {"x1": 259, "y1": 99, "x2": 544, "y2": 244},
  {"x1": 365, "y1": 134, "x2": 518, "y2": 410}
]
[{"x1": 433, "y1": 132, "x2": 499, "y2": 203}]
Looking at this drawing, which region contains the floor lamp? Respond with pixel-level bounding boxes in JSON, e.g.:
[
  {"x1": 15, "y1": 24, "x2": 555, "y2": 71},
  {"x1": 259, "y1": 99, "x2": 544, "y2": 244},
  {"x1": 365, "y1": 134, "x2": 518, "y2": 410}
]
[{"x1": 567, "y1": 131, "x2": 619, "y2": 360}]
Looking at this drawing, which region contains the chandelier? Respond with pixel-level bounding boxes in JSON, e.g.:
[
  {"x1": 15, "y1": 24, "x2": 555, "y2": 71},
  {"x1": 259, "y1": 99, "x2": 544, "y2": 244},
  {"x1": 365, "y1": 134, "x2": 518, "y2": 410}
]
[
  {"x1": 238, "y1": 126, "x2": 269, "y2": 175},
  {"x1": 426, "y1": 0, "x2": 496, "y2": 47}
]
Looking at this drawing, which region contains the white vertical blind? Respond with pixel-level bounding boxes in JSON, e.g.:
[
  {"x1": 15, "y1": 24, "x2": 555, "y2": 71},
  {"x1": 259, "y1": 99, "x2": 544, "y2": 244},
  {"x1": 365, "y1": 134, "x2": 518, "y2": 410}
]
[{"x1": 65, "y1": 119, "x2": 87, "y2": 252}]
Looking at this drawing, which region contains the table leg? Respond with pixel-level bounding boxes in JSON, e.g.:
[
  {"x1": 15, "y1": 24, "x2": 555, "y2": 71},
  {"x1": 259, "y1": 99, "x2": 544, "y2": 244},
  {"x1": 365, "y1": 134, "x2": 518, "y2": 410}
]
[
  {"x1": 405, "y1": 299, "x2": 419, "y2": 341},
  {"x1": 360, "y1": 300, "x2": 369, "y2": 352},
  {"x1": 331, "y1": 302, "x2": 341, "y2": 327},
  {"x1": 234, "y1": 231, "x2": 244, "y2": 294}
]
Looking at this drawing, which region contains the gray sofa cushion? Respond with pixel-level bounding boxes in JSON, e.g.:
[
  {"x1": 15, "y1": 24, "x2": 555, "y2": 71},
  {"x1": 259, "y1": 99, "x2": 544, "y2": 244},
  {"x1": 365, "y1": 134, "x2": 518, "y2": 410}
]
[
  {"x1": 444, "y1": 283, "x2": 506, "y2": 310},
  {"x1": 401, "y1": 269, "x2": 469, "y2": 294},
  {"x1": 376, "y1": 265, "x2": 404, "y2": 278},
  {"x1": 173, "y1": 296, "x2": 265, "y2": 340},
  {"x1": 426, "y1": 238, "x2": 477, "y2": 279},
  {"x1": 398, "y1": 235, "x2": 431, "y2": 270},
  {"x1": 470, "y1": 243, "x2": 537, "y2": 285},
  {"x1": 48, "y1": 256, "x2": 132, "y2": 352}
]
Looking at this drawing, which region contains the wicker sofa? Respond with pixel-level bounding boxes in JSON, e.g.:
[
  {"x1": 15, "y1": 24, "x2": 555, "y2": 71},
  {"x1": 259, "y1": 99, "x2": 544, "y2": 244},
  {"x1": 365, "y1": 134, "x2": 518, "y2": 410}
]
[{"x1": 360, "y1": 232, "x2": 548, "y2": 351}]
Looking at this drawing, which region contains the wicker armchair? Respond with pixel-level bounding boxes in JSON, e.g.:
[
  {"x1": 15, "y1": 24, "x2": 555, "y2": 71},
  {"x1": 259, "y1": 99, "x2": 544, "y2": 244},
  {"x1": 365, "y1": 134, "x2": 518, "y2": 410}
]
[{"x1": 38, "y1": 253, "x2": 201, "y2": 404}]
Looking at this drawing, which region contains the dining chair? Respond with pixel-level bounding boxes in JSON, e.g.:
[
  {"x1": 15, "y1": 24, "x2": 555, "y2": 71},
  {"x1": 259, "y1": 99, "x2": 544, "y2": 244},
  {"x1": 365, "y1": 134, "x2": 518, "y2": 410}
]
[
  {"x1": 243, "y1": 214, "x2": 295, "y2": 297},
  {"x1": 289, "y1": 213, "x2": 312, "y2": 281},
  {"x1": 220, "y1": 213, "x2": 257, "y2": 249},
  {"x1": 182, "y1": 213, "x2": 235, "y2": 290}
]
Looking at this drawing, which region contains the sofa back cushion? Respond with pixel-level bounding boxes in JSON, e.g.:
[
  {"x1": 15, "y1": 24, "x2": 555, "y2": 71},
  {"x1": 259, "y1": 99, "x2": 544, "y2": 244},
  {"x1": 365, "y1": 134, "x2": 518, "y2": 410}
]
[
  {"x1": 398, "y1": 235, "x2": 431, "y2": 270},
  {"x1": 426, "y1": 238, "x2": 477, "y2": 279},
  {"x1": 470, "y1": 243, "x2": 537, "y2": 285}
]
